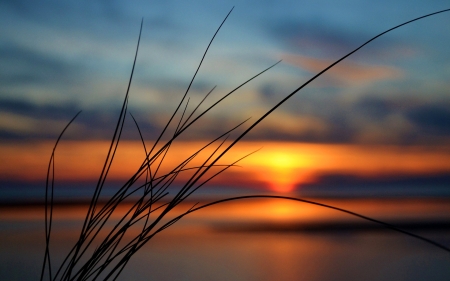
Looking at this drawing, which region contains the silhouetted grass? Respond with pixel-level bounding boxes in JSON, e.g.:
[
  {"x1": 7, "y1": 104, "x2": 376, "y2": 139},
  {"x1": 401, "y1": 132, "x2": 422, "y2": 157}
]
[{"x1": 40, "y1": 7, "x2": 450, "y2": 281}]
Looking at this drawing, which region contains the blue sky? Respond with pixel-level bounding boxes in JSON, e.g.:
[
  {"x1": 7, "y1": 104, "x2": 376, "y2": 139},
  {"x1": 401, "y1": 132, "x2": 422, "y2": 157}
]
[{"x1": 1, "y1": 0, "x2": 449, "y2": 144}]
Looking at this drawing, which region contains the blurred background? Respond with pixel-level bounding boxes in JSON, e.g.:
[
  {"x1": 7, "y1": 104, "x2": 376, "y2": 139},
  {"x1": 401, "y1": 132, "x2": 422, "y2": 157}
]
[{"x1": 1, "y1": 0, "x2": 450, "y2": 280}]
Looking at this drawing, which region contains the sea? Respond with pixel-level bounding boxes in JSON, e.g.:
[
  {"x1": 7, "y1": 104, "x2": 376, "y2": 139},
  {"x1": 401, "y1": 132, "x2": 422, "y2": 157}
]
[{"x1": 1, "y1": 184, "x2": 450, "y2": 281}]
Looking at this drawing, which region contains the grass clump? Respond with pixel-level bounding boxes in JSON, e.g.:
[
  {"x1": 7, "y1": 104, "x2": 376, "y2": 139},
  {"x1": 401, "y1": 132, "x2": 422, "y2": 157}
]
[{"x1": 40, "y1": 7, "x2": 450, "y2": 281}]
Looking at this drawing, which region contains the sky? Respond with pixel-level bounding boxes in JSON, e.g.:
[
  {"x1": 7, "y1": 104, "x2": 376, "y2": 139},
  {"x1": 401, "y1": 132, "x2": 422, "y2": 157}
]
[{"x1": 1, "y1": 0, "x2": 450, "y2": 199}]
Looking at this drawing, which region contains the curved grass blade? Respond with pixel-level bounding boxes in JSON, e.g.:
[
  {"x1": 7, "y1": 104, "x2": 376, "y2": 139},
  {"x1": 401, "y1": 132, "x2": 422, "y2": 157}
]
[{"x1": 40, "y1": 110, "x2": 81, "y2": 281}]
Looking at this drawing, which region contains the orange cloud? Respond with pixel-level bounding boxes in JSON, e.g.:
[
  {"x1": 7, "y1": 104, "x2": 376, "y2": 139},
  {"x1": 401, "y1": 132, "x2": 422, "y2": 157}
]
[
  {"x1": 2, "y1": 141, "x2": 450, "y2": 194},
  {"x1": 282, "y1": 54, "x2": 404, "y2": 86}
]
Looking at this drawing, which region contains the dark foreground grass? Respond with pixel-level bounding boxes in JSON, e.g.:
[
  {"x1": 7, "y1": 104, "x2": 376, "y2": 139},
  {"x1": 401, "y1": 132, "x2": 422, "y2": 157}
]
[{"x1": 40, "y1": 8, "x2": 450, "y2": 281}]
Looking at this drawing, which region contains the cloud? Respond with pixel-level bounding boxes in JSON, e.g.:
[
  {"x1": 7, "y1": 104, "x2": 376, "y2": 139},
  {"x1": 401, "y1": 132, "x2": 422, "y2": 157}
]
[
  {"x1": 268, "y1": 19, "x2": 365, "y2": 57},
  {"x1": 0, "y1": 97, "x2": 242, "y2": 142},
  {"x1": 282, "y1": 54, "x2": 404, "y2": 86},
  {"x1": 0, "y1": 98, "x2": 80, "y2": 139},
  {"x1": 266, "y1": 17, "x2": 418, "y2": 62},
  {"x1": 406, "y1": 103, "x2": 450, "y2": 136},
  {"x1": 0, "y1": 44, "x2": 84, "y2": 85},
  {"x1": 1, "y1": 86, "x2": 449, "y2": 146},
  {"x1": 353, "y1": 96, "x2": 396, "y2": 120},
  {"x1": 1, "y1": 0, "x2": 131, "y2": 29},
  {"x1": 252, "y1": 81, "x2": 450, "y2": 145},
  {"x1": 0, "y1": 111, "x2": 80, "y2": 139}
]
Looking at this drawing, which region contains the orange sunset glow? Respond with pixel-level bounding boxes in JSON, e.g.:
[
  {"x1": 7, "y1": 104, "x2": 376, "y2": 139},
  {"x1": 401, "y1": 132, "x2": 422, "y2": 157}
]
[
  {"x1": 2, "y1": 3, "x2": 450, "y2": 281},
  {"x1": 265, "y1": 152, "x2": 302, "y2": 192},
  {"x1": 2, "y1": 140, "x2": 450, "y2": 193}
]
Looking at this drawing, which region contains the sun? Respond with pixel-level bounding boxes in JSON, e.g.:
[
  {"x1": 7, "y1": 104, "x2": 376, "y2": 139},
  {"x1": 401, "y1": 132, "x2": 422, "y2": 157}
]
[
  {"x1": 266, "y1": 152, "x2": 303, "y2": 193},
  {"x1": 269, "y1": 153, "x2": 298, "y2": 169},
  {"x1": 239, "y1": 145, "x2": 314, "y2": 193}
]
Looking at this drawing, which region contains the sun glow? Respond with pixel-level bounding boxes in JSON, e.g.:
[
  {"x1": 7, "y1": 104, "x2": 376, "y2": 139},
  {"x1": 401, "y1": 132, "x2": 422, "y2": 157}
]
[
  {"x1": 244, "y1": 150, "x2": 313, "y2": 193},
  {"x1": 266, "y1": 152, "x2": 300, "y2": 192},
  {"x1": 2, "y1": 141, "x2": 450, "y2": 195},
  {"x1": 269, "y1": 152, "x2": 298, "y2": 169}
]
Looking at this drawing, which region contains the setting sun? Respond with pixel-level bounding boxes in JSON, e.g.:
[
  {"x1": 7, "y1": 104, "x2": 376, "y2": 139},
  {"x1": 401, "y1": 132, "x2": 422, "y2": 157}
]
[
  {"x1": 266, "y1": 152, "x2": 303, "y2": 192},
  {"x1": 241, "y1": 149, "x2": 315, "y2": 193},
  {"x1": 2, "y1": 141, "x2": 450, "y2": 195},
  {"x1": 269, "y1": 152, "x2": 298, "y2": 169}
]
